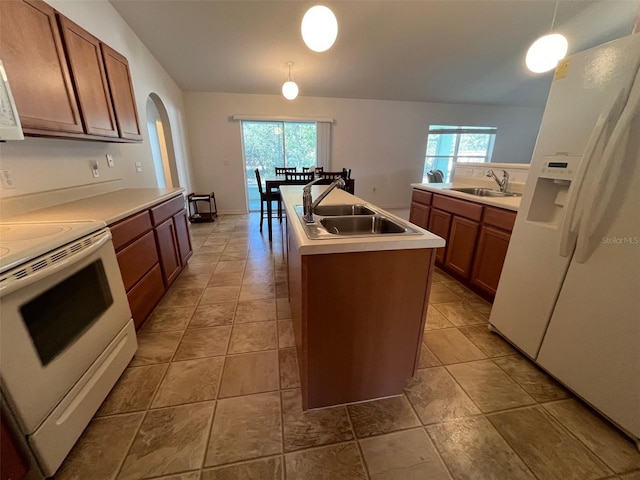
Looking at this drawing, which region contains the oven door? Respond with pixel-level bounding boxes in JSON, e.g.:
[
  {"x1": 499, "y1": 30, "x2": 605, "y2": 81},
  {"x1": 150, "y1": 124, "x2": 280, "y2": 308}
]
[{"x1": 0, "y1": 228, "x2": 132, "y2": 434}]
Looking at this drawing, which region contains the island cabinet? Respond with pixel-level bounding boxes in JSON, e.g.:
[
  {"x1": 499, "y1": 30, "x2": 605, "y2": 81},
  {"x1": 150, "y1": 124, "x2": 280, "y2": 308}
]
[
  {"x1": 409, "y1": 188, "x2": 516, "y2": 300},
  {"x1": 0, "y1": 0, "x2": 141, "y2": 142},
  {"x1": 110, "y1": 194, "x2": 192, "y2": 329},
  {"x1": 287, "y1": 242, "x2": 435, "y2": 410}
]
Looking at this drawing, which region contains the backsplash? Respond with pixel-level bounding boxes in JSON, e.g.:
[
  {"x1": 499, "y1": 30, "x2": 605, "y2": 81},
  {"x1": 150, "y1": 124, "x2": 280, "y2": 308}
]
[{"x1": 452, "y1": 162, "x2": 529, "y2": 193}]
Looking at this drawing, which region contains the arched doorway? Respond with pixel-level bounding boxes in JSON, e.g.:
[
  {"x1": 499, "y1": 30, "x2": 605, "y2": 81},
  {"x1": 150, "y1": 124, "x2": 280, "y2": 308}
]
[{"x1": 146, "y1": 93, "x2": 179, "y2": 188}]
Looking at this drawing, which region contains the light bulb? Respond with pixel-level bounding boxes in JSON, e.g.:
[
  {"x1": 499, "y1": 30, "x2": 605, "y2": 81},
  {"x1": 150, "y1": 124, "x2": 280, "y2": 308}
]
[
  {"x1": 282, "y1": 80, "x2": 299, "y2": 100},
  {"x1": 526, "y1": 33, "x2": 568, "y2": 73},
  {"x1": 301, "y1": 5, "x2": 338, "y2": 52}
]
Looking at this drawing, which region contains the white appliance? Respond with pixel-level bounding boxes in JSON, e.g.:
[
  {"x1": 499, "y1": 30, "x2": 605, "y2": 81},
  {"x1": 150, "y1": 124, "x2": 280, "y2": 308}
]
[
  {"x1": 490, "y1": 33, "x2": 640, "y2": 445},
  {"x1": 0, "y1": 220, "x2": 137, "y2": 476},
  {"x1": 0, "y1": 59, "x2": 24, "y2": 141}
]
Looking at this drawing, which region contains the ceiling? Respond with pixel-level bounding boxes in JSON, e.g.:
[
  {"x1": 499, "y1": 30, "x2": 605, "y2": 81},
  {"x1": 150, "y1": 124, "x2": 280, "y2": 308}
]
[{"x1": 110, "y1": 1, "x2": 639, "y2": 108}]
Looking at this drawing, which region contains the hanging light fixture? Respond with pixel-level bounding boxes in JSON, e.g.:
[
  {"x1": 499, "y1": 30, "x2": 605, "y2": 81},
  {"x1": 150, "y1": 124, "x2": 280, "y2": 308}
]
[
  {"x1": 282, "y1": 61, "x2": 299, "y2": 100},
  {"x1": 526, "y1": 0, "x2": 568, "y2": 73},
  {"x1": 301, "y1": 5, "x2": 338, "y2": 52}
]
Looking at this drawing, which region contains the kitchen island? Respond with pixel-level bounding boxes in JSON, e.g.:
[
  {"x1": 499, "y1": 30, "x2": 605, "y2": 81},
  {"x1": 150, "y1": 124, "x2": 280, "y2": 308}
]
[{"x1": 280, "y1": 185, "x2": 444, "y2": 410}]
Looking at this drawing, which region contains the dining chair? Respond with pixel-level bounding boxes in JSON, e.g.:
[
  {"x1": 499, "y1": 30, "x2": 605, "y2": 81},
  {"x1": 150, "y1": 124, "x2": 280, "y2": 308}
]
[
  {"x1": 318, "y1": 170, "x2": 347, "y2": 180},
  {"x1": 255, "y1": 169, "x2": 282, "y2": 232},
  {"x1": 285, "y1": 171, "x2": 314, "y2": 184},
  {"x1": 302, "y1": 166, "x2": 324, "y2": 173},
  {"x1": 275, "y1": 167, "x2": 296, "y2": 175}
]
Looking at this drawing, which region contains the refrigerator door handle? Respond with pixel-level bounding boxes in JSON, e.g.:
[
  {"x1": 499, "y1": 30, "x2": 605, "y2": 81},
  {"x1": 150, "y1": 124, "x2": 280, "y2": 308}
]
[
  {"x1": 558, "y1": 88, "x2": 625, "y2": 257},
  {"x1": 575, "y1": 66, "x2": 640, "y2": 263}
]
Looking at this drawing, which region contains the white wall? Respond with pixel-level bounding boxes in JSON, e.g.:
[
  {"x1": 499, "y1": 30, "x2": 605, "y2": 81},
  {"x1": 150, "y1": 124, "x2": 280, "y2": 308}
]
[
  {"x1": 184, "y1": 92, "x2": 543, "y2": 212},
  {"x1": 0, "y1": 0, "x2": 193, "y2": 199}
]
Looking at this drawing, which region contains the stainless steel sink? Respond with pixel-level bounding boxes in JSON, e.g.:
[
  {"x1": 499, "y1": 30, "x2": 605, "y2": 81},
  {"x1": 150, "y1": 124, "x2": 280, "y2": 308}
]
[
  {"x1": 312, "y1": 204, "x2": 376, "y2": 216},
  {"x1": 320, "y1": 216, "x2": 408, "y2": 235},
  {"x1": 447, "y1": 187, "x2": 522, "y2": 197}
]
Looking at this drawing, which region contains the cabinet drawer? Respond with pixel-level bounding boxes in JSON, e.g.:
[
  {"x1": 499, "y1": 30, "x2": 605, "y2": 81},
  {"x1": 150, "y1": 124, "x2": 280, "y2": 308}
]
[
  {"x1": 127, "y1": 263, "x2": 165, "y2": 330},
  {"x1": 411, "y1": 189, "x2": 432, "y2": 206},
  {"x1": 110, "y1": 210, "x2": 152, "y2": 251},
  {"x1": 150, "y1": 195, "x2": 184, "y2": 226},
  {"x1": 116, "y1": 230, "x2": 158, "y2": 291},
  {"x1": 432, "y1": 194, "x2": 483, "y2": 221},
  {"x1": 483, "y1": 206, "x2": 517, "y2": 232}
]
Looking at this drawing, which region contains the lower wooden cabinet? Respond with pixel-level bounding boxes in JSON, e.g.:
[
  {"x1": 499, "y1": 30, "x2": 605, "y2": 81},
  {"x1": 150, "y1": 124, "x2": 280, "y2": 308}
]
[
  {"x1": 427, "y1": 209, "x2": 452, "y2": 264},
  {"x1": 445, "y1": 216, "x2": 480, "y2": 279},
  {"x1": 471, "y1": 226, "x2": 512, "y2": 297},
  {"x1": 127, "y1": 264, "x2": 165, "y2": 330},
  {"x1": 409, "y1": 202, "x2": 430, "y2": 229},
  {"x1": 1, "y1": 411, "x2": 28, "y2": 480},
  {"x1": 155, "y1": 217, "x2": 182, "y2": 287},
  {"x1": 174, "y1": 209, "x2": 193, "y2": 265}
]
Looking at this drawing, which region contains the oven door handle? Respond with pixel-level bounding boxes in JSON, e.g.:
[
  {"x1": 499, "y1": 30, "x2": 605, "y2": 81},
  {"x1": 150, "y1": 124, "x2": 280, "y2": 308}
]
[{"x1": 0, "y1": 230, "x2": 113, "y2": 297}]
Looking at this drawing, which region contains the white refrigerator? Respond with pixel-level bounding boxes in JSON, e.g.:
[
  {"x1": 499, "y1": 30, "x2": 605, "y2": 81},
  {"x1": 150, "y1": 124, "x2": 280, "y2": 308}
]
[{"x1": 490, "y1": 33, "x2": 640, "y2": 444}]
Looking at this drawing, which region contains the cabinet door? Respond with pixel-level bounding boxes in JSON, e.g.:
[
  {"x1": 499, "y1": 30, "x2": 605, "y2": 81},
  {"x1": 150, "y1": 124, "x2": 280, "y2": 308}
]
[
  {"x1": 409, "y1": 202, "x2": 430, "y2": 229},
  {"x1": 1, "y1": 411, "x2": 28, "y2": 480},
  {"x1": 445, "y1": 216, "x2": 480, "y2": 279},
  {"x1": 155, "y1": 218, "x2": 181, "y2": 287},
  {"x1": 173, "y1": 209, "x2": 193, "y2": 265},
  {"x1": 57, "y1": 15, "x2": 118, "y2": 138},
  {"x1": 101, "y1": 44, "x2": 142, "y2": 140},
  {"x1": 427, "y1": 209, "x2": 452, "y2": 265},
  {"x1": 0, "y1": 0, "x2": 83, "y2": 134},
  {"x1": 471, "y1": 226, "x2": 512, "y2": 297}
]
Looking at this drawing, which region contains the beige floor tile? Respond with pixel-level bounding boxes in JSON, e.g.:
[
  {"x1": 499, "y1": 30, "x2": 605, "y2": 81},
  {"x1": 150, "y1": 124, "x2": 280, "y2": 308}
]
[
  {"x1": 172, "y1": 273, "x2": 212, "y2": 289},
  {"x1": 493, "y1": 355, "x2": 569, "y2": 402},
  {"x1": 200, "y1": 242, "x2": 227, "y2": 251},
  {"x1": 427, "y1": 416, "x2": 536, "y2": 480},
  {"x1": 404, "y1": 367, "x2": 480, "y2": 424},
  {"x1": 174, "y1": 326, "x2": 231, "y2": 360},
  {"x1": 621, "y1": 472, "x2": 640, "y2": 480},
  {"x1": 142, "y1": 306, "x2": 195, "y2": 333},
  {"x1": 150, "y1": 472, "x2": 200, "y2": 480},
  {"x1": 228, "y1": 321, "x2": 277, "y2": 354},
  {"x1": 429, "y1": 283, "x2": 462, "y2": 304},
  {"x1": 282, "y1": 389, "x2": 353, "y2": 452},
  {"x1": 279, "y1": 348, "x2": 300, "y2": 389},
  {"x1": 242, "y1": 269, "x2": 275, "y2": 285},
  {"x1": 158, "y1": 287, "x2": 204, "y2": 308},
  {"x1": 278, "y1": 320, "x2": 295, "y2": 348},
  {"x1": 152, "y1": 357, "x2": 224, "y2": 408},
  {"x1": 433, "y1": 302, "x2": 487, "y2": 326},
  {"x1": 543, "y1": 399, "x2": 640, "y2": 474},
  {"x1": 214, "y1": 260, "x2": 246, "y2": 273},
  {"x1": 189, "y1": 250, "x2": 222, "y2": 263},
  {"x1": 207, "y1": 271, "x2": 243, "y2": 287},
  {"x1": 189, "y1": 303, "x2": 236, "y2": 328},
  {"x1": 130, "y1": 331, "x2": 183, "y2": 366},
  {"x1": 218, "y1": 350, "x2": 279, "y2": 397},
  {"x1": 276, "y1": 280, "x2": 289, "y2": 298},
  {"x1": 239, "y1": 282, "x2": 275, "y2": 301},
  {"x1": 441, "y1": 280, "x2": 481, "y2": 301},
  {"x1": 276, "y1": 298, "x2": 292, "y2": 319},
  {"x1": 425, "y1": 307, "x2": 455, "y2": 330},
  {"x1": 458, "y1": 325, "x2": 517, "y2": 357},
  {"x1": 284, "y1": 442, "x2": 367, "y2": 480},
  {"x1": 55, "y1": 412, "x2": 143, "y2": 480},
  {"x1": 199, "y1": 285, "x2": 241, "y2": 305},
  {"x1": 201, "y1": 456, "x2": 282, "y2": 480},
  {"x1": 447, "y1": 360, "x2": 535, "y2": 412},
  {"x1": 119, "y1": 402, "x2": 215, "y2": 479},
  {"x1": 423, "y1": 329, "x2": 486, "y2": 364},
  {"x1": 220, "y1": 251, "x2": 248, "y2": 262},
  {"x1": 97, "y1": 364, "x2": 167, "y2": 416},
  {"x1": 347, "y1": 396, "x2": 420, "y2": 438},
  {"x1": 431, "y1": 269, "x2": 453, "y2": 283},
  {"x1": 418, "y1": 342, "x2": 442, "y2": 368},
  {"x1": 181, "y1": 262, "x2": 217, "y2": 276},
  {"x1": 360, "y1": 428, "x2": 451, "y2": 480},
  {"x1": 205, "y1": 392, "x2": 282, "y2": 467},
  {"x1": 234, "y1": 299, "x2": 277, "y2": 323},
  {"x1": 468, "y1": 298, "x2": 492, "y2": 316},
  {"x1": 245, "y1": 259, "x2": 274, "y2": 272},
  {"x1": 488, "y1": 406, "x2": 612, "y2": 480}
]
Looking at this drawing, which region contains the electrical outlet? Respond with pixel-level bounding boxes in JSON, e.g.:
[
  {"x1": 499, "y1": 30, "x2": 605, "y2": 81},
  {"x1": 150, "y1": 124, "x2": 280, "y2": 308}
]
[
  {"x1": 0, "y1": 170, "x2": 16, "y2": 189},
  {"x1": 106, "y1": 154, "x2": 114, "y2": 167},
  {"x1": 135, "y1": 161, "x2": 142, "y2": 173},
  {"x1": 91, "y1": 161, "x2": 100, "y2": 178}
]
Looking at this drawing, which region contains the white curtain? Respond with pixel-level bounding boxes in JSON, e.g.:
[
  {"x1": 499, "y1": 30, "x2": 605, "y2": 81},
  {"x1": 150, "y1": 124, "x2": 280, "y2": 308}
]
[{"x1": 316, "y1": 121, "x2": 332, "y2": 170}]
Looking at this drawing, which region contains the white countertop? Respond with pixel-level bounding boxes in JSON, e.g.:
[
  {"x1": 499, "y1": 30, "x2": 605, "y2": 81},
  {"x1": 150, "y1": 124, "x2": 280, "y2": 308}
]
[
  {"x1": 280, "y1": 185, "x2": 445, "y2": 255},
  {"x1": 0, "y1": 188, "x2": 185, "y2": 225},
  {"x1": 411, "y1": 183, "x2": 521, "y2": 212}
]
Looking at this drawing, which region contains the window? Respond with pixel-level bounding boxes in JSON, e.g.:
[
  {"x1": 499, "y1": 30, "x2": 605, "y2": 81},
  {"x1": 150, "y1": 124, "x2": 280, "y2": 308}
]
[{"x1": 423, "y1": 125, "x2": 496, "y2": 183}]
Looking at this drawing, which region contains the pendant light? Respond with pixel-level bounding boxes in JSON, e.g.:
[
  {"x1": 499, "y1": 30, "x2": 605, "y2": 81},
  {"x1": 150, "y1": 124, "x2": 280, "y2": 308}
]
[
  {"x1": 301, "y1": 5, "x2": 338, "y2": 52},
  {"x1": 526, "y1": 0, "x2": 568, "y2": 73},
  {"x1": 282, "y1": 61, "x2": 299, "y2": 100}
]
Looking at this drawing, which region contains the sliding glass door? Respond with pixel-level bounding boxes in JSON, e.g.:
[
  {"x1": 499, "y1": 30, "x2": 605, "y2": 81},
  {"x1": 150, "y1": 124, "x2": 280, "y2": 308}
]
[{"x1": 241, "y1": 121, "x2": 317, "y2": 211}]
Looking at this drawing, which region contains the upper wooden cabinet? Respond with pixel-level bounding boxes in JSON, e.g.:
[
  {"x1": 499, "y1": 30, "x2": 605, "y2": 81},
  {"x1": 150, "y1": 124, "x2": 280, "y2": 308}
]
[
  {"x1": 0, "y1": 0, "x2": 84, "y2": 134},
  {"x1": 0, "y1": 0, "x2": 142, "y2": 142},
  {"x1": 101, "y1": 44, "x2": 142, "y2": 140}
]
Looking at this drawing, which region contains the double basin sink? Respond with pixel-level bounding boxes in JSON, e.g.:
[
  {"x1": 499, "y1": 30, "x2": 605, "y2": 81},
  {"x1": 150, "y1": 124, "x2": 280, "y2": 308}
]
[
  {"x1": 294, "y1": 204, "x2": 422, "y2": 239},
  {"x1": 447, "y1": 187, "x2": 522, "y2": 198}
]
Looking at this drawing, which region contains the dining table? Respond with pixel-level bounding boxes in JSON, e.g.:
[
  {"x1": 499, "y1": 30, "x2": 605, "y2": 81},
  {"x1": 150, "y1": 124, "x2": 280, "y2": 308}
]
[{"x1": 260, "y1": 174, "x2": 355, "y2": 241}]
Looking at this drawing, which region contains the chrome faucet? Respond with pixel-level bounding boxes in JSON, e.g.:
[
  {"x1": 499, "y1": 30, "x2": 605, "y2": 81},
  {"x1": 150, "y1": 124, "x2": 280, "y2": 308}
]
[
  {"x1": 302, "y1": 177, "x2": 346, "y2": 222},
  {"x1": 486, "y1": 169, "x2": 509, "y2": 192}
]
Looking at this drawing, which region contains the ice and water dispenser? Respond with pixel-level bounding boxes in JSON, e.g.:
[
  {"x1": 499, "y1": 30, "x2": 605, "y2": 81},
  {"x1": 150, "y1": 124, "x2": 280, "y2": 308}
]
[{"x1": 526, "y1": 155, "x2": 581, "y2": 228}]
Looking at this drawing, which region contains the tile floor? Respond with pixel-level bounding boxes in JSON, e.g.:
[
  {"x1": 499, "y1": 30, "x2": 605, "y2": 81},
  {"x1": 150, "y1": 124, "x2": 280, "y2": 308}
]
[{"x1": 55, "y1": 214, "x2": 640, "y2": 480}]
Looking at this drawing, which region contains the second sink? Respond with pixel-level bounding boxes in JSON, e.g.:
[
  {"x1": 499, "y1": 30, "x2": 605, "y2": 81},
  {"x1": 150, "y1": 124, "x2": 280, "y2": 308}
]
[
  {"x1": 312, "y1": 204, "x2": 376, "y2": 216},
  {"x1": 448, "y1": 187, "x2": 522, "y2": 197},
  {"x1": 320, "y1": 216, "x2": 408, "y2": 235}
]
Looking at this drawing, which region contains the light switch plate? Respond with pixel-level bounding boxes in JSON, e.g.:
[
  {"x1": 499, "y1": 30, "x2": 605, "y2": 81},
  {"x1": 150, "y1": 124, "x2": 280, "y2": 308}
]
[{"x1": 106, "y1": 154, "x2": 114, "y2": 167}]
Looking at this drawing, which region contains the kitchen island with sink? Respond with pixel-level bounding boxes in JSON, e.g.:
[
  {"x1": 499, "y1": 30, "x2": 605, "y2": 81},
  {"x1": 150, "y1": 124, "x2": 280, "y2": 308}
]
[{"x1": 280, "y1": 185, "x2": 444, "y2": 410}]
